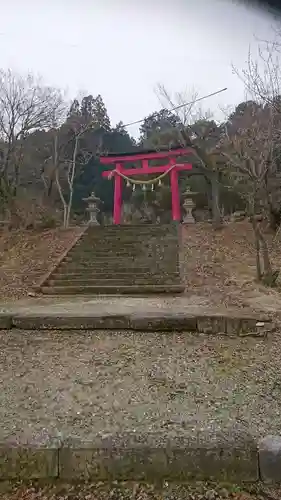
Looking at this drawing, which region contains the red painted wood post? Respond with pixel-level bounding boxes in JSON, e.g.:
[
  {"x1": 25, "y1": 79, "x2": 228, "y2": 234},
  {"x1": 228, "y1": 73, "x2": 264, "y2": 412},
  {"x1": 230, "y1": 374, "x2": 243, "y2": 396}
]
[
  {"x1": 113, "y1": 163, "x2": 122, "y2": 225},
  {"x1": 170, "y1": 162, "x2": 181, "y2": 221}
]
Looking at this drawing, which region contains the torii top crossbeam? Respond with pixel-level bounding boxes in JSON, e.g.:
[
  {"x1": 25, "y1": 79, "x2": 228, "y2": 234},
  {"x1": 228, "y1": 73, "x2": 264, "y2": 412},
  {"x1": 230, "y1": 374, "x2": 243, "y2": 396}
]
[{"x1": 99, "y1": 146, "x2": 193, "y2": 224}]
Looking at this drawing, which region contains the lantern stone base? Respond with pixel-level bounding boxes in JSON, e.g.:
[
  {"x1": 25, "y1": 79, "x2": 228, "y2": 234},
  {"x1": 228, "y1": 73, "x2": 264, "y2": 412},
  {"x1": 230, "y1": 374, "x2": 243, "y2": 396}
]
[
  {"x1": 86, "y1": 212, "x2": 100, "y2": 226},
  {"x1": 183, "y1": 199, "x2": 196, "y2": 224}
]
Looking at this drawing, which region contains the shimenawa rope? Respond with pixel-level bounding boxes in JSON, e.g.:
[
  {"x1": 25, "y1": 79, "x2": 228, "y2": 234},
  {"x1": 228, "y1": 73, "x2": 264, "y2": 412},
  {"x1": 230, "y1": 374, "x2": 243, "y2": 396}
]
[{"x1": 108, "y1": 163, "x2": 176, "y2": 186}]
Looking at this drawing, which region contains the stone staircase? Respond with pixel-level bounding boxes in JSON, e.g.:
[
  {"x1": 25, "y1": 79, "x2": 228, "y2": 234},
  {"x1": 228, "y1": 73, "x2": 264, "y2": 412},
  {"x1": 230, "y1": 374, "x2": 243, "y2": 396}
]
[{"x1": 39, "y1": 224, "x2": 184, "y2": 295}]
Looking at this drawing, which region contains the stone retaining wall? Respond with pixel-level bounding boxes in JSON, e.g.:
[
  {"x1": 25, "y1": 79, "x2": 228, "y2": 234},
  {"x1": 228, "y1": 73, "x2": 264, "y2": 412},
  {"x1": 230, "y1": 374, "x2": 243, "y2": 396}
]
[{"x1": 1, "y1": 434, "x2": 281, "y2": 482}]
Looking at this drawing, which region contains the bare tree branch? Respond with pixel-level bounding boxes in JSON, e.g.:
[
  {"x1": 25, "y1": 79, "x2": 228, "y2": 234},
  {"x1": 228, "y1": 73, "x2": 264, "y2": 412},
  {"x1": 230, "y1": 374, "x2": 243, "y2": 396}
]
[
  {"x1": 48, "y1": 118, "x2": 96, "y2": 228},
  {"x1": 0, "y1": 69, "x2": 66, "y2": 198}
]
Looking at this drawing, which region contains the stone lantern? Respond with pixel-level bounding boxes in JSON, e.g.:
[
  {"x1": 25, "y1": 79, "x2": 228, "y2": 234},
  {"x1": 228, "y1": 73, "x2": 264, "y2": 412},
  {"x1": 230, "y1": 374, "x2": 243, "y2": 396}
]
[
  {"x1": 182, "y1": 186, "x2": 197, "y2": 224},
  {"x1": 83, "y1": 191, "x2": 100, "y2": 225}
]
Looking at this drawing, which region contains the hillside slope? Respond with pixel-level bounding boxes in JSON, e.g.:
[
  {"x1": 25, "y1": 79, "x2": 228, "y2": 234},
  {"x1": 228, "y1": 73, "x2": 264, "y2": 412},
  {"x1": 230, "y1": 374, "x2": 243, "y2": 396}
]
[
  {"x1": 0, "y1": 227, "x2": 83, "y2": 301},
  {"x1": 182, "y1": 221, "x2": 281, "y2": 312}
]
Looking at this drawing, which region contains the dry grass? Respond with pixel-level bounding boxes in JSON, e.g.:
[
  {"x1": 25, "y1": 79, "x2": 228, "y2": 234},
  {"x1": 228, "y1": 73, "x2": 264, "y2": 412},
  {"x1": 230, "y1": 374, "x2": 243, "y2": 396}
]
[{"x1": 182, "y1": 221, "x2": 281, "y2": 313}]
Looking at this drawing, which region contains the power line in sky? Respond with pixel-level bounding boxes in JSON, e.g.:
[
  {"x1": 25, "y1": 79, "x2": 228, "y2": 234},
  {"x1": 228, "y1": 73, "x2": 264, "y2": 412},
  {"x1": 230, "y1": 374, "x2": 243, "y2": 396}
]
[{"x1": 122, "y1": 87, "x2": 228, "y2": 129}]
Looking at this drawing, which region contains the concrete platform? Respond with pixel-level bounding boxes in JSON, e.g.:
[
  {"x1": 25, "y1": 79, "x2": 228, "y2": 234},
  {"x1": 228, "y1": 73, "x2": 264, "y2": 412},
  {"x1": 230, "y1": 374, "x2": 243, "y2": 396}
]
[{"x1": 0, "y1": 295, "x2": 273, "y2": 334}]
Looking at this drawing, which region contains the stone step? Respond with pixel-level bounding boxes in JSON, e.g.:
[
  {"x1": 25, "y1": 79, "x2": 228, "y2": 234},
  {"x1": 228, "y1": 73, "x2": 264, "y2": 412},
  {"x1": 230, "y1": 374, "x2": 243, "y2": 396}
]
[
  {"x1": 65, "y1": 251, "x2": 175, "y2": 258},
  {"x1": 81, "y1": 235, "x2": 179, "y2": 244},
  {"x1": 38, "y1": 224, "x2": 182, "y2": 296},
  {"x1": 80, "y1": 238, "x2": 174, "y2": 245},
  {"x1": 48, "y1": 278, "x2": 178, "y2": 287},
  {"x1": 52, "y1": 273, "x2": 180, "y2": 282},
  {"x1": 66, "y1": 256, "x2": 177, "y2": 264},
  {"x1": 65, "y1": 253, "x2": 177, "y2": 269},
  {"x1": 71, "y1": 244, "x2": 169, "y2": 252},
  {"x1": 80, "y1": 233, "x2": 179, "y2": 241},
  {"x1": 64, "y1": 257, "x2": 143, "y2": 265},
  {"x1": 67, "y1": 250, "x2": 145, "y2": 258},
  {"x1": 40, "y1": 284, "x2": 185, "y2": 295},
  {"x1": 72, "y1": 240, "x2": 171, "y2": 247},
  {"x1": 61, "y1": 257, "x2": 175, "y2": 265},
  {"x1": 84, "y1": 224, "x2": 177, "y2": 232},
  {"x1": 65, "y1": 251, "x2": 177, "y2": 259},
  {"x1": 60, "y1": 255, "x2": 174, "y2": 269},
  {"x1": 51, "y1": 266, "x2": 165, "y2": 275},
  {"x1": 51, "y1": 271, "x2": 176, "y2": 279},
  {"x1": 83, "y1": 237, "x2": 179, "y2": 244},
  {"x1": 68, "y1": 247, "x2": 153, "y2": 254},
  {"x1": 63, "y1": 255, "x2": 143, "y2": 262},
  {"x1": 57, "y1": 259, "x2": 179, "y2": 272},
  {"x1": 57, "y1": 267, "x2": 179, "y2": 277},
  {"x1": 80, "y1": 230, "x2": 175, "y2": 237},
  {"x1": 80, "y1": 231, "x2": 179, "y2": 239},
  {"x1": 77, "y1": 244, "x2": 179, "y2": 252}
]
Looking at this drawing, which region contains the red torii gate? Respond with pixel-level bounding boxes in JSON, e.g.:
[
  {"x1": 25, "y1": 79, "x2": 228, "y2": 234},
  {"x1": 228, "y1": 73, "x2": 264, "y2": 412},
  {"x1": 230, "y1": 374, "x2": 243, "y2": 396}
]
[{"x1": 99, "y1": 147, "x2": 192, "y2": 224}]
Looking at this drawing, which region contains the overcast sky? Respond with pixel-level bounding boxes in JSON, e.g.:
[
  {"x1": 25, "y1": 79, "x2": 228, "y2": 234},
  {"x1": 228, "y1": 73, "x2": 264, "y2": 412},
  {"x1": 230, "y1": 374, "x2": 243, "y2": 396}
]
[{"x1": 0, "y1": 0, "x2": 278, "y2": 137}]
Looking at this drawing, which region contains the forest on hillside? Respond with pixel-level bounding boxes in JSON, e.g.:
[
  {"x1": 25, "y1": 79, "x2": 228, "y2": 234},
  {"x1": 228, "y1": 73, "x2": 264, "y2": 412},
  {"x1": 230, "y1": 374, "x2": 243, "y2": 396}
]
[
  {"x1": 1, "y1": 22, "x2": 281, "y2": 282},
  {"x1": 1, "y1": 76, "x2": 278, "y2": 228}
]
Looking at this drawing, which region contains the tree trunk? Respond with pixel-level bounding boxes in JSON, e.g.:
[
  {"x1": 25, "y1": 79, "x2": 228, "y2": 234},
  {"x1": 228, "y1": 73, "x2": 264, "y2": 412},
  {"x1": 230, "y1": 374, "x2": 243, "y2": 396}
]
[
  {"x1": 210, "y1": 173, "x2": 222, "y2": 229},
  {"x1": 65, "y1": 135, "x2": 79, "y2": 228},
  {"x1": 251, "y1": 217, "x2": 262, "y2": 281},
  {"x1": 268, "y1": 206, "x2": 281, "y2": 232},
  {"x1": 55, "y1": 170, "x2": 68, "y2": 228},
  {"x1": 65, "y1": 187, "x2": 73, "y2": 228},
  {"x1": 250, "y1": 216, "x2": 277, "y2": 286}
]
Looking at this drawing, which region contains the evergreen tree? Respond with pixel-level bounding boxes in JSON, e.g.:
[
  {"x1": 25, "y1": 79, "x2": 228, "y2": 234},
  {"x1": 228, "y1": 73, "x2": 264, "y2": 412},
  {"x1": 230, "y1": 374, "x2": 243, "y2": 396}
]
[
  {"x1": 68, "y1": 99, "x2": 80, "y2": 119},
  {"x1": 91, "y1": 94, "x2": 111, "y2": 131},
  {"x1": 139, "y1": 108, "x2": 182, "y2": 146}
]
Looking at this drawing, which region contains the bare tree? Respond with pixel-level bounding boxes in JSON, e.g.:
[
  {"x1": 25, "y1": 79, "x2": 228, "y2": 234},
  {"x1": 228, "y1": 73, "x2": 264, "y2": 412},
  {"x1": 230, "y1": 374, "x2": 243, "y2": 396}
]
[
  {"x1": 42, "y1": 120, "x2": 95, "y2": 228},
  {"x1": 0, "y1": 69, "x2": 65, "y2": 206},
  {"x1": 218, "y1": 103, "x2": 279, "y2": 285},
  {"x1": 156, "y1": 84, "x2": 213, "y2": 126},
  {"x1": 236, "y1": 37, "x2": 280, "y2": 104},
  {"x1": 155, "y1": 84, "x2": 222, "y2": 227},
  {"x1": 232, "y1": 22, "x2": 281, "y2": 122},
  {"x1": 232, "y1": 26, "x2": 281, "y2": 225}
]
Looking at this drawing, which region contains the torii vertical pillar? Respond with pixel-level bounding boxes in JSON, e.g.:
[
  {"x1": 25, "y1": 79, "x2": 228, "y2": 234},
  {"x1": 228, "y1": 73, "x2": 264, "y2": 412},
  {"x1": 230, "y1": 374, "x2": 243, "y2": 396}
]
[
  {"x1": 169, "y1": 160, "x2": 181, "y2": 222},
  {"x1": 113, "y1": 164, "x2": 122, "y2": 225}
]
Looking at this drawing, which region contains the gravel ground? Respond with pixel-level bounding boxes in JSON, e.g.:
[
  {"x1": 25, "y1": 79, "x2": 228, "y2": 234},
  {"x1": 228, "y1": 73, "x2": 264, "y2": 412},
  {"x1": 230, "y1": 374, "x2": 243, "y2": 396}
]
[
  {"x1": 0, "y1": 482, "x2": 281, "y2": 500},
  {"x1": 0, "y1": 480, "x2": 280, "y2": 500},
  {"x1": 0, "y1": 330, "x2": 281, "y2": 443}
]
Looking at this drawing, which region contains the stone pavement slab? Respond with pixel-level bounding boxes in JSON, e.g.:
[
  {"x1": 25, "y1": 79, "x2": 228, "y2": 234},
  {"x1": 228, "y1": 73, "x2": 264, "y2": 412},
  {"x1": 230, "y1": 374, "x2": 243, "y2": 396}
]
[
  {"x1": 0, "y1": 295, "x2": 211, "y2": 315},
  {"x1": 0, "y1": 296, "x2": 273, "y2": 335}
]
